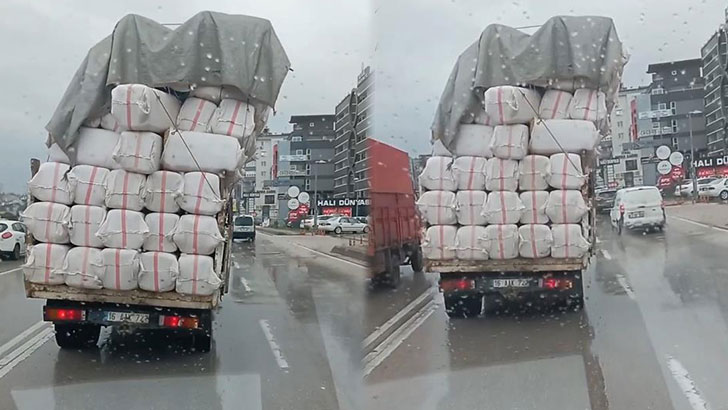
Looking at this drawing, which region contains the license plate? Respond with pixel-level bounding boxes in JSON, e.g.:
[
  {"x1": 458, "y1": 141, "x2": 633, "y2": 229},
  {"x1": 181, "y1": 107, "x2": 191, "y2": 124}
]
[
  {"x1": 106, "y1": 311, "x2": 149, "y2": 324},
  {"x1": 629, "y1": 211, "x2": 644, "y2": 218},
  {"x1": 492, "y1": 279, "x2": 531, "y2": 288}
]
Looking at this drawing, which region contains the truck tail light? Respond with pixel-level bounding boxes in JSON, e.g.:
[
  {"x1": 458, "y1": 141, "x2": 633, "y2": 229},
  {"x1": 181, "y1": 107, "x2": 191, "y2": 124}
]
[
  {"x1": 161, "y1": 315, "x2": 200, "y2": 329},
  {"x1": 1, "y1": 232, "x2": 12, "y2": 239},
  {"x1": 440, "y1": 278, "x2": 475, "y2": 292},
  {"x1": 542, "y1": 278, "x2": 573, "y2": 290},
  {"x1": 45, "y1": 307, "x2": 84, "y2": 321}
]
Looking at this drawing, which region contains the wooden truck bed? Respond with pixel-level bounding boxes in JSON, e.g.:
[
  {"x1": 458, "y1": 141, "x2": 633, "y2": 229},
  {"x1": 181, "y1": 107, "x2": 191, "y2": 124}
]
[{"x1": 426, "y1": 256, "x2": 589, "y2": 273}]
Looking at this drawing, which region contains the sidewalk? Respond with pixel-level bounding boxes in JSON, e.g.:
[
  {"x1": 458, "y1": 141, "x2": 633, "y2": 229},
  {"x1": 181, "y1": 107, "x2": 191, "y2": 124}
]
[{"x1": 666, "y1": 202, "x2": 728, "y2": 229}]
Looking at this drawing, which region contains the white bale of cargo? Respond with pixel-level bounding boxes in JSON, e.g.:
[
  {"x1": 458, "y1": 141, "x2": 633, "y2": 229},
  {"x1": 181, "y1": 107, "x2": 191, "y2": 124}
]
[
  {"x1": 455, "y1": 226, "x2": 489, "y2": 260},
  {"x1": 483, "y1": 224, "x2": 519, "y2": 259},
  {"x1": 68, "y1": 165, "x2": 109, "y2": 207},
  {"x1": 105, "y1": 169, "x2": 146, "y2": 211},
  {"x1": 28, "y1": 162, "x2": 74, "y2": 205},
  {"x1": 176, "y1": 254, "x2": 222, "y2": 296},
  {"x1": 484, "y1": 86, "x2": 541, "y2": 125},
  {"x1": 144, "y1": 213, "x2": 179, "y2": 252},
  {"x1": 518, "y1": 224, "x2": 552, "y2": 258},
  {"x1": 418, "y1": 156, "x2": 457, "y2": 192},
  {"x1": 100, "y1": 248, "x2": 140, "y2": 290},
  {"x1": 112, "y1": 131, "x2": 163, "y2": 174},
  {"x1": 96, "y1": 209, "x2": 149, "y2": 250},
  {"x1": 416, "y1": 191, "x2": 457, "y2": 225},
  {"x1": 455, "y1": 190, "x2": 487, "y2": 225},
  {"x1": 21, "y1": 202, "x2": 71, "y2": 244},
  {"x1": 568, "y1": 89, "x2": 607, "y2": 122},
  {"x1": 485, "y1": 158, "x2": 519, "y2": 192},
  {"x1": 545, "y1": 190, "x2": 588, "y2": 224},
  {"x1": 451, "y1": 125, "x2": 494, "y2": 157},
  {"x1": 177, "y1": 172, "x2": 223, "y2": 215},
  {"x1": 452, "y1": 156, "x2": 487, "y2": 191},
  {"x1": 176, "y1": 97, "x2": 218, "y2": 132},
  {"x1": 23, "y1": 243, "x2": 69, "y2": 285},
  {"x1": 161, "y1": 130, "x2": 243, "y2": 174},
  {"x1": 551, "y1": 224, "x2": 590, "y2": 258},
  {"x1": 529, "y1": 119, "x2": 600, "y2": 155},
  {"x1": 68, "y1": 205, "x2": 106, "y2": 248},
  {"x1": 48, "y1": 144, "x2": 70, "y2": 164},
  {"x1": 145, "y1": 170, "x2": 183, "y2": 213},
  {"x1": 172, "y1": 215, "x2": 224, "y2": 255},
  {"x1": 431, "y1": 139, "x2": 453, "y2": 157},
  {"x1": 61, "y1": 247, "x2": 104, "y2": 289},
  {"x1": 549, "y1": 153, "x2": 586, "y2": 189},
  {"x1": 100, "y1": 112, "x2": 124, "y2": 132},
  {"x1": 491, "y1": 125, "x2": 529, "y2": 160},
  {"x1": 519, "y1": 191, "x2": 550, "y2": 224},
  {"x1": 74, "y1": 127, "x2": 122, "y2": 169},
  {"x1": 209, "y1": 99, "x2": 256, "y2": 140},
  {"x1": 483, "y1": 191, "x2": 524, "y2": 224},
  {"x1": 422, "y1": 225, "x2": 457, "y2": 260},
  {"x1": 518, "y1": 155, "x2": 550, "y2": 191},
  {"x1": 538, "y1": 90, "x2": 573, "y2": 120},
  {"x1": 189, "y1": 85, "x2": 248, "y2": 104},
  {"x1": 111, "y1": 84, "x2": 181, "y2": 133},
  {"x1": 139, "y1": 251, "x2": 179, "y2": 292}
]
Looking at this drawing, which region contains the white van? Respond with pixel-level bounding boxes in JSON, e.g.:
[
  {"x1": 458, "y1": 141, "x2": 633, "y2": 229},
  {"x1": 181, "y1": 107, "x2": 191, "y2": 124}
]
[{"x1": 610, "y1": 186, "x2": 665, "y2": 234}]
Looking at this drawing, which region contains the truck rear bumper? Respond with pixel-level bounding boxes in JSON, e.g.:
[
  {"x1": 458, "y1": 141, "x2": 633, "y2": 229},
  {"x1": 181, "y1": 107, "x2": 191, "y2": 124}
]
[{"x1": 439, "y1": 271, "x2": 583, "y2": 300}]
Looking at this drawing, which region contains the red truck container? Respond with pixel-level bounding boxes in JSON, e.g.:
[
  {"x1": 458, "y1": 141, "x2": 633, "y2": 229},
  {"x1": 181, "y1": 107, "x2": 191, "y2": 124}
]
[{"x1": 367, "y1": 139, "x2": 423, "y2": 287}]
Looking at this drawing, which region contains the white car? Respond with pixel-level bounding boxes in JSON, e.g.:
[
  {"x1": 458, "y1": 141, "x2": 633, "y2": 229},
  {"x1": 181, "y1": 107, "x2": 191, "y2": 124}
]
[
  {"x1": 318, "y1": 216, "x2": 369, "y2": 234},
  {"x1": 698, "y1": 178, "x2": 728, "y2": 200},
  {"x1": 303, "y1": 215, "x2": 335, "y2": 229},
  {"x1": 610, "y1": 186, "x2": 665, "y2": 234},
  {"x1": 679, "y1": 177, "x2": 718, "y2": 197},
  {"x1": 0, "y1": 220, "x2": 26, "y2": 260}
]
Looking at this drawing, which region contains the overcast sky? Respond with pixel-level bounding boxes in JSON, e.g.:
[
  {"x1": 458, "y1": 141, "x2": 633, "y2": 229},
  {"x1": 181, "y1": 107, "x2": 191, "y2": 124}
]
[
  {"x1": 0, "y1": 0, "x2": 370, "y2": 193},
  {"x1": 373, "y1": 0, "x2": 728, "y2": 157}
]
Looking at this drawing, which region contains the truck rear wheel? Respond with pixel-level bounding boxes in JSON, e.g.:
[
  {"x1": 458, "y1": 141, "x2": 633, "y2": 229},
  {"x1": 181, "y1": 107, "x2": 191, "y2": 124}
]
[
  {"x1": 382, "y1": 253, "x2": 401, "y2": 288},
  {"x1": 444, "y1": 294, "x2": 482, "y2": 318},
  {"x1": 410, "y1": 246, "x2": 424, "y2": 273},
  {"x1": 54, "y1": 323, "x2": 100, "y2": 349}
]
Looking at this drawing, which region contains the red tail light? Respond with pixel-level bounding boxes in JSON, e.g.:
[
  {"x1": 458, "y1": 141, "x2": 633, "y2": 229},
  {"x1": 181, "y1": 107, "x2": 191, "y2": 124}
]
[
  {"x1": 440, "y1": 278, "x2": 475, "y2": 292},
  {"x1": 161, "y1": 315, "x2": 199, "y2": 329},
  {"x1": 45, "y1": 308, "x2": 84, "y2": 321},
  {"x1": 1, "y1": 232, "x2": 12, "y2": 239},
  {"x1": 542, "y1": 278, "x2": 573, "y2": 290}
]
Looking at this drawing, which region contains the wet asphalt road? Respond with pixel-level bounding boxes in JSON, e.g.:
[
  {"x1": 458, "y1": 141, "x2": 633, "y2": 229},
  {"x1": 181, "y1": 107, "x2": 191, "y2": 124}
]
[
  {"x1": 0, "y1": 233, "x2": 364, "y2": 410},
  {"x1": 364, "y1": 215, "x2": 728, "y2": 410}
]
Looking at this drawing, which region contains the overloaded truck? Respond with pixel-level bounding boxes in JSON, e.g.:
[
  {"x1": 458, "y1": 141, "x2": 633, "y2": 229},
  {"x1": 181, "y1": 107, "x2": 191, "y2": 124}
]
[
  {"x1": 22, "y1": 12, "x2": 290, "y2": 351},
  {"x1": 424, "y1": 16, "x2": 626, "y2": 317},
  {"x1": 368, "y1": 139, "x2": 423, "y2": 288}
]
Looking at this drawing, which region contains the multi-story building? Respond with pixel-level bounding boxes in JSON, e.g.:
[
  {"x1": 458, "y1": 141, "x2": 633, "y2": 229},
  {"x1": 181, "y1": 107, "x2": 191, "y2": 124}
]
[
  {"x1": 333, "y1": 90, "x2": 357, "y2": 198},
  {"x1": 353, "y1": 66, "x2": 374, "y2": 198},
  {"x1": 602, "y1": 86, "x2": 649, "y2": 188},
  {"x1": 237, "y1": 131, "x2": 287, "y2": 221},
  {"x1": 286, "y1": 114, "x2": 336, "y2": 202},
  {"x1": 701, "y1": 8, "x2": 728, "y2": 156}
]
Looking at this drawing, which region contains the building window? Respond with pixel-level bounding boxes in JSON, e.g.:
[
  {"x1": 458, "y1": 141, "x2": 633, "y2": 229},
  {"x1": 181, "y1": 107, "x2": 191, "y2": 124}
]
[
  {"x1": 670, "y1": 101, "x2": 676, "y2": 114},
  {"x1": 264, "y1": 195, "x2": 275, "y2": 205},
  {"x1": 261, "y1": 161, "x2": 266, "y2": 166},
  {"x1": 652, "y1": 122, "x2": 660, "y2": 129},
  {"x1": 261, "y1": 171, "x2": 267, "y2": 177},
  {"x1": 618, "y1": 132, "x2": 624, "y2": 139},
  {"x1": 296, "y1": 149, "x2": 304, "y2": 155},
  {"x1": 658, "y1": 103, "x2": 667, "y2": 110},
  {"x1": 291, "y1": 136, "x2": 302, "y2": 142},
  {"x1": 625, "y1": 160, "x2": 638, "y2": 171},
  {"x1": 672, "y1": 137, "x2": 679, "y2": 147},
  {"x1": 671, "y1": 119, "x2": 678, "y2": 132},
  {"x1": 617, "y1": 121, "x2": 623, "y2": 127}
]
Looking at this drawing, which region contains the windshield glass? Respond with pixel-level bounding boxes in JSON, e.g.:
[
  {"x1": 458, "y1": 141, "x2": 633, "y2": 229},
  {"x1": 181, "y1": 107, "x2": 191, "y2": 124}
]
[
  {"x1": 235, "y1": 216, "x2": 254, "y2": 226},
  {"x1": 623, "y1": 188, "x2": 662, "y2": 204}
]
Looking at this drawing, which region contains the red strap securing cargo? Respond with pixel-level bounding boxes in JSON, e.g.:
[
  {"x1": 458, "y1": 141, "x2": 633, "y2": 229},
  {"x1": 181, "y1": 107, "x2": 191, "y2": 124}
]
[
  {"x1": 564, "y1": 225, "x2": 571, "y2": 258},
  {"x1": 192, "y1": 255, "x2": 199, "y2": 295},
  {"x1": 125, "y1": 85, "x2": 133, "y2": 129},
  {"x1": 498, "y1": 159, "x2": 505, "y2": 191},
  {"x1": 497, "y1": 87, "x2": 505, "y2": 124},
  {"x1": 226, "y1": 101, "x2": 243, "y2": 136},
  {"x1": 153, "y1": 251, "x2": 160, "y2": 292},
  {"x1": 470, "y1": 226, "x2": 476, "y2": 260},
  {"x1": 121, "y1": 210, "x2": 128, "y2": 249},
  {"x1": 192, "y1": 215, "x2": 201, "y2": 254},
  {"x1": 190, "y1": 98, "x2": 207, "y2": 131},
  {"x1": 121, "y1": 171, "x2": 130, "y2": 210},
  {"x1": 531, "y1": 191, "x2": 538, "y2": 223},
  {"x1": 158, "y1": 172, "x2": 168, "y2": 251},
  {"x1": 550, "y1": 91, "x2": 563, "y2": 119},
  {"x1": 466, "y1": 157, "x2": 476, "y2": 190},
  {"x1": 44, "y1": 203, "x2": 53, "y2": 242},
  {"x1": 468, "y1": 190, "x2": 475, "y2": 225},
  {"x1": 194, "y1": 174, "x2": 206, "y2": 214},
  {"x1": 82, "y1": 246, "x2": 90, "y2": 275},
  {"x1": 530, "y1": 224, "x2": 537, "y2": 257},
  {"x1": 506, "y1": 126, "x2": 513, "y2": 158},
  {"x1": 499, "y1": 191, "x2": 507, "y2": 224},
  {"x1": 84, "y1": 205, "x2": 91, "y2": 246},
  {"x1": 133, "y1": 133, "x2": 142, "y2": 171},
  {"x1": 583, "y1": 90, "x2": 596, "y2": 120},
  {"x1": 44, "y1": 244, "x2": 52, "y2": 284},
  {"x1": 84, "y1": 166, "x2": 98, "y2": 205},
  {"x1": 497, "y1": 225, "x2": 505, "y2": 259},
  {"x1": 115, "y1": 249, "x2": 121, "y2": 289}
]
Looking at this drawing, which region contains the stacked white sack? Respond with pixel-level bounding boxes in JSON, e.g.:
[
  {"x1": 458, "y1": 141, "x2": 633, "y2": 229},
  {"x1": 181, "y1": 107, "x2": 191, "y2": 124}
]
[
  {"x1": 545, "y1": 191, "x2": 588, "y2": 224},
  {"x1": 485, "y1": 158, "x2": 519, "y2": 191},
  {"x1": 518, "y1": 225, "x2": 552, "y2": 258},
  {"x1": 145, "y1": 171, "x2": 183, "y2": 213},
  {"x1": 69, "y1": 205, "x2": 106, "y2": 248},
  {"x1": 61, "y1": 247, "x2": 104, "y2": 289},
  {"x1": 422, "y1": 225, "x2": 457, "y2": 260},
  {"x1": 417, "y1": 191, "x2": 457, "y2": 225},
  {"x1": 177, "y1": 172, "x2": 223, "y2": 215},
  {"x1": 418, "y1": 156, "x2": 457, "y2": 192},
  {"x1": 209, "y1": 99, "x2": 256, "y2": 141},
  {"x1": 161, "y1": 130, "x2": 243, "y2": 173},
  {"x1": 551, "y1": 224, "x2": 590, "y2": 258},
  {"x1": 68, "y1": 165, "x2": 109, "y2": 207},
  {"x1": 452, "y1": 156, "x2": 487, "y2": 191},
  {"x1": 455, "y1": 226, "x2": 489, "y2": 260},
  {"x1": 518, "y1": 155, "x2": 550, "y2": 191},
  {"x1": 172, "y1": 215, "x2": 224, "y2": 255},
  {"x1": 483, "y1": 224, "x2": 519, "y2": 260},
  {"x1": 455, "y1": 191, "x2": 487, "y2": 225},
  {"x1": 491, "y1": 125, "x2": 528, "y2": 160},
  {"x1": 484, "y1": 86, "x2": 541, "y2": 125},
  {"x1": 21, "y1": 202, "x2": 70, "y2": 244},
  {"x1": 549, "y1": 153, "x2": 585, "y2": 190},
  {"x1": 28, "y1": 162, "x2": 74, "y2": 205},
  {"x1": 23, "y1": 243, "x2": 69, "y2": 285},
  {"x1": 101, "y1": 112, "x2": 125, "y2": 132},
  {"x1": 139, "y1": 251, "x2": 179, "y2": 292},
  {"x1": 144, "y1": 213, "x2": 179, "y2": 253},
  {"x1": 190, "y1": 85, "x2": 248, "y2": 105},
  {"x1": 105, "y1": 170, "x2": 146, "y2": 211},
  {"x1": 176, "y1": 97, "x2": 217, "y2": 132},
  {"x1": 529, "y1": 120, "x2": 599, "y2": 155},
  {"x1": 112, "y1": 131, "x2": 163, "y2": 174},
  {"x1": 74, "y1": 128, "x2": 122, "y2": 169},
  {"x1": 452, "y1": 125, "x2": 493, "y2": 157},
  {"x1": 111, "y1": 84, "x2": 181, "y2": 133},
  {"x1": 538, "y1": 90, "x2": 572, "y2": 120},
  {"x1": 100, "y1": 248, "x2": 140, "y2": 290},
  {"x1": 96, "y1": 209, "x2": 149, "y2": 250},
  {"x1": 568, "y1": 89, "x2": 607, "y2": 123},
  {"x1": 483, "y1": 191, "x2": 524, "y2": 224},
  {"x1": 519, "y1": 191, "x2": 550, "y2": 224},
  {"x1": 176, "y1": 254, "x2": 222, "y2": 296}
]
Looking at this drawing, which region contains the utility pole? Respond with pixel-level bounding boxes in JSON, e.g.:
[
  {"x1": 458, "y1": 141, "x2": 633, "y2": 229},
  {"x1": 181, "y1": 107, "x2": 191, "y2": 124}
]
[{"x1": 688, "y1": 110, "x2": 702, "y2": 203}]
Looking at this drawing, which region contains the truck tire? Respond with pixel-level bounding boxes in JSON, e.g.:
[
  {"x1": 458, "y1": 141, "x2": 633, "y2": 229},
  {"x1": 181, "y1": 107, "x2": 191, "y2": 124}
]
[
  {"x1": 410, "y1": 246, "x2": 424, "y2": 273},
  {"x1": 383, "y1": 253, "x2": 401, "y2": 288},
  {"x1": 192, "y1": 314, "x2": 213, "y2": 353},
  {"x1": 444, "y1": 294, "x2": 481, "y2": 318},
  {"x1": 54, "y1": 323, "x2": 100, "y2": 349}
]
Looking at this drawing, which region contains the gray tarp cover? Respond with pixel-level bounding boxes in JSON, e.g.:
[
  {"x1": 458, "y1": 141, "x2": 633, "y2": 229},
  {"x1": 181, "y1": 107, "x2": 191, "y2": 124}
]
[
  {"x1": 432, "y1": 16, "x2": 626, "y2": 149},
  {"x1": 46, "y1": 11, "x2": 290, "y2": 158}
]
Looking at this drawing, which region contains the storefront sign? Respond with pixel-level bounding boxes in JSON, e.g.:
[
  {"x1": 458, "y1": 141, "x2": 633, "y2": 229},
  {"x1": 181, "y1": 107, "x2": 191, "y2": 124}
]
[
  {"x1": 692, "y1": 155, "x2": 728, "y2": 168},
  {"x1": 322, "y1": 207, "x2": 352, "y2": 216},
  {"x1": 316, "y1": 198, "x2": 371, "y2": 207}
]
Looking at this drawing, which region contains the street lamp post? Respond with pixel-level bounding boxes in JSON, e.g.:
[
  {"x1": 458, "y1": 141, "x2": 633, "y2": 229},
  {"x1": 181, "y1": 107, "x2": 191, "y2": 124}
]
[
  {"x1": 688, "y1": 110, "x2": 702, "y2": 203},
  {"x1": 312, "y1": 159, "x2": 329, "y2": 229}
]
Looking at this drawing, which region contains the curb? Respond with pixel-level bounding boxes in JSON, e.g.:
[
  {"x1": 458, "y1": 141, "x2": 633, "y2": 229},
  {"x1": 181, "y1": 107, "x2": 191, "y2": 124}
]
[{"x1": 331, "y1": 245, "x2": 368, "y2": 263}]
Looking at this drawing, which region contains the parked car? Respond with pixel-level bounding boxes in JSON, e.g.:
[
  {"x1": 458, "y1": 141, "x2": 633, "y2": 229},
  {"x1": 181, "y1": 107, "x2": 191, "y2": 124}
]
[
  {"x1": 698, "y1": 177, "x2": 728, "y2": 200},
  {"x1": 318, "y1": 216, "x2": 369, "y2": 234},
  {"x1": 302, "y1": 215, "x2": 336, "y2": 229},
  {"x1": 355, "y1": 216, "x2": 369, "y2": 225},
  {"x1": 0, "y1": 220, "x2": 26, "y2": 260},
  {"x1": 233, "y1": 215, "x2": 256, "y2": 241},
  {"x1": 610, "y1": 186, "x2": 665, "y2": 234},
  {"x1": 679, "y1": 177, "x2": 718, "y2": 197},
  {"x1": 595, "y1": 189, "x2": 617, "y2": 214}
]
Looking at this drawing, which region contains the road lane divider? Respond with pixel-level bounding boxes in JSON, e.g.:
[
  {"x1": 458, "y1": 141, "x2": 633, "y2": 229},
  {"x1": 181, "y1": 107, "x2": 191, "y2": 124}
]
[
  {"x1": 600, "y1": 249, "x2": 612, "y2": 260},
  {"x1": 258, "y1": 319, "x2": 290, "y2": 371},
  {"x1": 0, "y1": 323, "x2": 54, "y2": 379},
  {"x1": 615, "y1": 274, "x2": 636, "y2": 300},
  {"x1": 0, "y1": 267, "x2": 22, "y2": 277},
  {"x1": 258, "y1": 231, "x2": 367, "y2": 269},
  {"x1": 669, "y1": 215, "x2": 728, "y2": 232},
  {"x1": 666, "y1": 355, "x2": 710, "y2": 410},
  {"x1": 0, "y1": 321, "x2": 49, "y2": 359}
]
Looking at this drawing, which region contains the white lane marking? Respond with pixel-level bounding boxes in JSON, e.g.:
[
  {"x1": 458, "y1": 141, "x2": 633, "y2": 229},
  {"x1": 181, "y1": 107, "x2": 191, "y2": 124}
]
[
  {"x1": 595, "y1": 237, "x2": 602, "y2": 244},
  {"x1": 0, "y1": 267, "x2": 21, "y2": 277},
  {"x1": 601, "y1": 249, "x2": 612, "y2": 260},
  {"x1": 233, "y1": 261, "x2": 240, "y2": 269},
  {"x1": 0, "y1": 321, "x2": 49, "y2": 359},
  {"x1": 0, "y1": 327, "x2": 54, "y2": 379},
  {"x1": 362, "y1": 287, "x2": 436, "y2": 350},
  {"x1": 240, "y1": 277, "x2": 252, "y2": 292},
  {"x1": 258, "y1": 319, "x2": 289, "y2": 370},
  {"x1": 363, "y1": 299, "x2": 436, "y2": 378},
  {"x1": 666, "y1": 355, "x2": 710, "y2": 410},
  {"x1": 615, "y1": 274, "x2": 636, "y2": 300},
  {"x1": 670, "y1": 215, "x2": 728, "y2": 232}
]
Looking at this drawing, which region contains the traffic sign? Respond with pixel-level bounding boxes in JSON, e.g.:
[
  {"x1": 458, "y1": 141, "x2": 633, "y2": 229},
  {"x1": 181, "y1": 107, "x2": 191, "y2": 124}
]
[
  {"x1": 657, "y1": 161, "x2": 672, "y2": 175},
  {"x1": 656, "y1": 145, "x2": 671, "y2": 160},
  {"x1": 287, "y1": 198, "x2": 300, "y2": 210},
  {"x1": 287, "y1": 186, "x2": 300, "y2": 198},
  {"x1": 669, "y1": 151, "x2": 684, "y2": 166},
  {"x1": 298, "y1": 192, "x2": 310, "y2": 204}
]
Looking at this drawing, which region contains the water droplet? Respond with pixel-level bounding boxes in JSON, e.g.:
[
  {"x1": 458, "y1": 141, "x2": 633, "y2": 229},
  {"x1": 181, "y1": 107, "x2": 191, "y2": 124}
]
[
  {"x1": 201, "y1": 76, "x2": 207, "y2": 82},
  {"x1": 126, "y1": 48, "x2": 132, "y2": 53},
  {"x1": 214, "y1": 58, "x2": 220, "y2": 63},
  {"x1": 206, "y1": 53, "x2": 212, "y2": 59}
]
